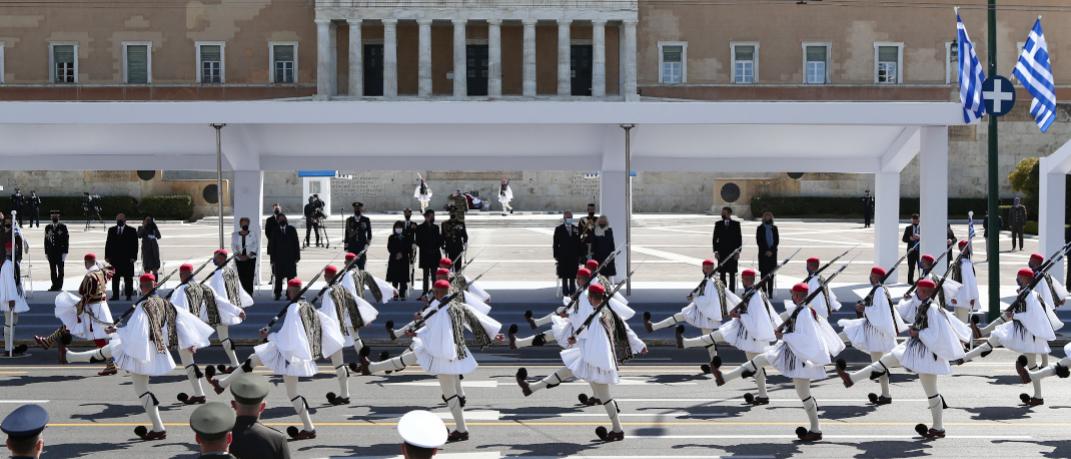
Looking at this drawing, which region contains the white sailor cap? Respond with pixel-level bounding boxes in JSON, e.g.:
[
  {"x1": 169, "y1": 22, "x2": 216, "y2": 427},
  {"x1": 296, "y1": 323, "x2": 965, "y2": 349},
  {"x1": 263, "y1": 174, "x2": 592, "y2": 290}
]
[{"x1": 397, "y1": 410, "x2": 447, "y2": 449}]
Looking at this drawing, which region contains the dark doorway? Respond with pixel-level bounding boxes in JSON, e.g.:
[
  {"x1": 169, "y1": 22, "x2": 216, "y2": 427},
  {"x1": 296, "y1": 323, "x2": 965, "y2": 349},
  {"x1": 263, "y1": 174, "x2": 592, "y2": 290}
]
[
  {"x1": 571, "y1": 44, "x2": 593, "y2": 96},
  {"x1": 467, "y1": 44, "x2": 489, "y2": 96},
  {"x1": 363, "y1": 44, "x2": 384, "y2": 96}
]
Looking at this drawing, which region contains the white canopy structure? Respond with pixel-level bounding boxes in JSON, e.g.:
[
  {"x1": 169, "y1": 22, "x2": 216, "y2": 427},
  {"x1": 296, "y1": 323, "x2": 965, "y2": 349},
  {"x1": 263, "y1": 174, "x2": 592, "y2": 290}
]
[
  {"x1": 0, "y1": 100, "x2": 962, "y2": 278},
  {"x1": 1039, "y1": 140, "x2": 1071, "y2": 280}
]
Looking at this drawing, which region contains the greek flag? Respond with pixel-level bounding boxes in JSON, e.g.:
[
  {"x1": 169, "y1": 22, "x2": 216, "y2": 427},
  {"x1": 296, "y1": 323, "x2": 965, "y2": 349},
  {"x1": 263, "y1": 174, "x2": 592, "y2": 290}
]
[
  {"x1": 957, "y1": 11, "x2": 986, "y2": 123},
  {"x1": 1013, "y1": 18, "x2": 1056, "y2": 133},
  {"x1": 968, "y1": 212, "x2": 976, "y2": 240}
]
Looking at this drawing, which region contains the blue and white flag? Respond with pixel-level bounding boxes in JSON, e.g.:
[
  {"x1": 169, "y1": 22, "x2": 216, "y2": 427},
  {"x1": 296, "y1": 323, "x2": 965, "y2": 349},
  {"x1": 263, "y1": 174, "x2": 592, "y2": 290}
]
[
  {"x1": 967, "y1": 212, "x2": 976, "y2": 247},
  {"x1": 957, "y1": 11, "x2": 987, "y2": 123},
  {"x1": 1013, "y1": 18, "x2": 1056, "y2": 133}
]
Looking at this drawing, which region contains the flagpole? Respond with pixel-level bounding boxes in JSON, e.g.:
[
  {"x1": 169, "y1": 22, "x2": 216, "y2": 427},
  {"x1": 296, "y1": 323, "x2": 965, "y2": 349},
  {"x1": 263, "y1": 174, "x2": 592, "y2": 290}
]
[{"x1": 985, "y1": 0, "x2": 1001, "y2": 320}]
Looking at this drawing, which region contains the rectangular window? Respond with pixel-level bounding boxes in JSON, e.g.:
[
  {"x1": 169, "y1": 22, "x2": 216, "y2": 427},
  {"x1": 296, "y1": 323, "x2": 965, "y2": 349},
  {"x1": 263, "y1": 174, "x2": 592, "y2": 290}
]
[
  {"x1": 271, "y1": 43, "x2": 296, "y2": 84},
  {"x1": 124, "y1": 43, "x2": 151, "y2": 84},
  {"x1": 945, "y1": 40, "x2": 959, "y2": 84},
  {"x1": 0, "y1": 43, "x2": 5, "y2": 84},
  {"x1": 804, "y1": 44, "x2": 829, "y2": 84},
  {"x1": 732, "y1": 43, "x2": 757, "y2": 84},
  {"x1": 875, "y1": 43, "x2": 902, "y2": 84},
  {"x1": 659, "y1": 42, "x2": 685, "y2": 84},
  {"x1": 197, "y1": 43, "x2": 224, "y2": 84},
  {"x1": 50, "y1": 43, "x2": 77, "y2": 83}
]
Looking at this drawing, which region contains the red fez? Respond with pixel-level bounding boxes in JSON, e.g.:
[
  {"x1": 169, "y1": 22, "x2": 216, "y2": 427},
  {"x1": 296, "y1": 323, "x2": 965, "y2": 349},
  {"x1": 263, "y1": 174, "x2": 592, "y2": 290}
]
[
  {"x1": 287, "y1": 278, "x2": 303, "y2": 288},
  {"x1": 871, "y1": 266, "x2": 887, "y2": 277},
  {"x1": 791, "y1": 283, "x2": 809, "y2": 294},
  {"x1": 434, "y1": 279, "x2": 451, "y2": 290},
  {"x1": 324, "y1": 265, "x2": 339, "y2": 276},
  {"x1": 139, "y1": 273, "x2": 156, "y2": 283},
  {"x1": 916, "y1": 279, "x2": 937, "y2": 290},
  {"x1": 806, "y1": 257, "x2": 820, "y2": 265},
  {"x1": 577, "y1": 267, "x2": 592, "y2": 278},
  {"x1": 702, "y1": 259, "x2": 715, "y2": 267},
  {"x1": 921, "y1": 254, "x2": 935, "y2": 264},
  {"x1": 1030, "y1": 253, "x2": 1044, "y2": 263},
  {"x1": 587, "y1": 283, "x2": 606, "y2": 296},
  {"x1": 741, "y1": 268, "x2": 757, "y2": 278},
  {"x1": 214, "y1": 249, "x2": 228, "y2": 257},
  {"x1": 345, "y1": 252, "x2": 357, "y2": 261},
  {"x1": 585, "y1": 259, "x2": 600, "y2": 270},
  {"x1": 84, "y1": 253, "x2": 97, "y2": 262},
  {"x1": 958, "y1": 240, "x2": 969, "y2": 249},
  {"x1": 1018, "y1": 267, "x2": 1035, "y2": 278},
  {"x1": 180, "y1": 263, "x2": 194, "y2": 272},
  {"x1": 435, "y1": 268, "x2": 451, "y2": 276},
  {"x1": 439, "y1": 257, "x2": 454, "y2": 268}
]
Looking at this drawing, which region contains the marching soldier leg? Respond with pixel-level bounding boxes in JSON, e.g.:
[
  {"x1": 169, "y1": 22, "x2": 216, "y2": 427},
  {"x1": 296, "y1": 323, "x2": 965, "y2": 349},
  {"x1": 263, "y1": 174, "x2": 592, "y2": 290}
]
[
  {"x1": 961, "y1": 335, "x2": 1002, "y2": 363},
  {"x1": 132, "y1": 374, "x2": 166, "y2": 440},
  {"x1": 1015, "y1": 353, "x2": 1045, "y2": 406},
  {"x1": 455, "y1": 376, "x2": 467, "y2": 407},
  {"x1": 680, "y1": 329, "x2": 723, "y2": 350},
  {"x1": 285, "y1": 375, "x2": 317, "y2": 440},
  {"x1": 837, "y1": 352, "x2": 901, "y2": 388},
  {"x1": 794, "y1": 378, "x2": 822, "y2": 441},
  {"x1": 439, "y1": 374, "x2": 469, "y2": 442},
  {"x1": 591, "y1": 383, "x2": 624, "y2": 441},
  {"x1": 327, "y1": 350, "x2": 351, "y2": 405},
  {"x1": 713, "y1": 353, "x2": 769, "y2": 388},
  {"x1": 515, "y1": 367, "x2": 573, "y2": 396},
  {"x1": 525, "y1": 310, "x2": 556, "y2": 329},
  {"x1": 359, "y1": 350, "x2": 418, "y2": 375},
  {"x1": 66, "y1": 340, "x2": 117, "y2": 363},
  {"x1": 746, "y1": 352, "x2": 769, "y2": 402},
  {"x1": 177, "y1": 348, "x2": 206, "y2": 404},
  {"x1": 976, "y1": 316, "x2": 1006, "y2": 338},
  {"x1": 646, "y1": 312, "x2": 687, "y2": 333},
  {"x1": 206, "y1": 355, "x2": 262, "y2": 394},
  {"x1": 953, "y1": 308, "x2": 971, "y2": 326},
  {"x1": 3, "y1": 309, "x2": 13, "y2": 353},
  {"x1": 870, "y1": 352, "x2": 893, "y2": 405},
  {"x1": 1022, "y1": 354, "x2": 1071, "y2": 383},
  {"x1": 917, "y1": 373, "x2": 946, "y2": 438},
  {"x1": 510, "y1": 327, "x2": 555, "y2": 350},
  {"x1": 216, "y1": 325, "x2": 241, "y2": 369},
  {"x1": 387, "y1": 320, "x2": 417, "y2": 340},
  {"x1": 350, "y1": 328, "x2": 365, "y2": 354}
]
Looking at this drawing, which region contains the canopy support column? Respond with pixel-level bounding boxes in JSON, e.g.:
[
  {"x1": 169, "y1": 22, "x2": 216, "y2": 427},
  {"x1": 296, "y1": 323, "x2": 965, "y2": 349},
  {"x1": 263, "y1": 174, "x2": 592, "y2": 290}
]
[
  {"x1": 919, "y1": 126, "x2": 949, "y2": 276},
  {"x1": 1039, "y1": 156, "x2": 1065, "y2": 281},
  {"x1": 874, "y1": 171, "x2": 900, "y2": 274}
]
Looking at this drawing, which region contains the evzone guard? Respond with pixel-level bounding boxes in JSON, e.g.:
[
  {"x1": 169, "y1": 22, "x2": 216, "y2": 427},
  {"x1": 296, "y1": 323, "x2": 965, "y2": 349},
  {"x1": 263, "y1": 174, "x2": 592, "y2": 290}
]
[
  {"x1": 838, "y1": 265, "x2": 908, "y2": 406},
  {"x1": 168, "y1": 261, "x2": 246, "y2": 405},
  {"x1": 65, "y1": 272, "x2": 215, "y2": 441},
  {"x1": 714, "y1": 282, "x2": 844, "y2": 442},
  {"x1": 676, "y1": 258, "x2": 795, "y2": 405},
  {"x1": 319, "y1": 263, "x2": 379, "y2": 406},
  {"x1": 386, "y1": 257, "x2": 491, "y2": 340},
  {"x1": 206, "y1": 276, "x2": 346, "y2": 441},
  {"x1": 36, "y1": 253, "x2": 114, "y2": 374},
  {"x1": 353, "y1": 279, "x2": 504, "y2": 443},
  {"x1": 513, "y1": 266, "x2": 627, "y2": 353},
  {"x1": 644, "y1": 256, "x2": 739, "y2": 374},
  {"x1": 515, "y1": 280, "x2": 647, "y2": 442},
  {"x1": 1013, "y1": 249, "x2": 1071, "y2": 388},
  {"x1": 414, "y1": 176, "x2": 433, "y2": 214},
  {"x1": 527, "y1": 256, "x2": 618, "y2": 331},
  {"x1": 948, "y1": 240, "x2": 982, "y2": 325},
  {"x1": 836, "y1": 276, "x2": 972, "y2": 439},
  {"x1": 797, "y1": 255, "x2": 845, "y2": 320},
  {"x1": 204, "y1": 249, "x2": 255, "y2": 373}
]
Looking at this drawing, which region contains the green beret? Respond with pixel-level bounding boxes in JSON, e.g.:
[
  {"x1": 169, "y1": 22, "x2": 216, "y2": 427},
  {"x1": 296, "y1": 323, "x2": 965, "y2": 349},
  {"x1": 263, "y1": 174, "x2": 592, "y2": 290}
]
[{"x1": 189, "y1": 402, "x2": 235, "y2": 440}]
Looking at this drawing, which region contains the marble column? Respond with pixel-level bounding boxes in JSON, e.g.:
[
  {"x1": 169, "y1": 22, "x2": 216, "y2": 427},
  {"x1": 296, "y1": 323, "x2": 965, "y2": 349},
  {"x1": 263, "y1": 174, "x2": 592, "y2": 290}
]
[
  {"x1": 383, "y1": 19, "x2": 398, "y2": 97},
  {"x1": 557, "y1": 19, "x2": 572, "y2": 96},
  {"x1": 348, "y1": 19, "x2": 363, "y2": 97},
  {"x1": 522, "y1": 19, "x2": 537, "y2": 97},
  {"x1": 418, "y1": 19, "x2": 432, "y2": 97},
  {"x1": 328, "y1": 21, "x2": 337, "y2": 96},
  {"x1": 592, "y1": 19, "x2": 606, "y2": 98},
  {"x1": 452, "y1": 19, "x2": 467, "y2": 97},
  {"x1": 488, "y1": 19, "x2": 502, "y2": 98},
  {"x1": 622, "y1": 19, "x2": 637, "y2": 101},
  {"x1": 315, "y1": 19, "x2": 332, "y2": 98}
]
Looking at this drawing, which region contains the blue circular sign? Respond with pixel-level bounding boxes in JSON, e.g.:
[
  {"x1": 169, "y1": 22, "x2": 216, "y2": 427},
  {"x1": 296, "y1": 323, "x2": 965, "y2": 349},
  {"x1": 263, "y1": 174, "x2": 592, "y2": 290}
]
[{"x1": 981, "y1": 75, "x2": 1017, "y2": 116}]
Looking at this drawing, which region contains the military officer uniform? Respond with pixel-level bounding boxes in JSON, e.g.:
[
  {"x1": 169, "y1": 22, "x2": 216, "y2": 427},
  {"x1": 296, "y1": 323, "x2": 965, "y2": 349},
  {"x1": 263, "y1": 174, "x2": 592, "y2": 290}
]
[
  {"x1": 1, "y1": 403, "x2": 47, "y2": 459},
  {"x1": 448, "y1": 192, "x2": 468, "y2": 222},
  {"x1": 441, "y1": 212, "x2": 468, "y2": 272},
  {"x1": 43, "y1": 210, "x2": 69, "y2": 292},
  {"x1": 229, "y1": 376, "x2": 291, "y2": 459},
  {"x1": 343, "y1": 202, "x2": 372, "y2": 270}
]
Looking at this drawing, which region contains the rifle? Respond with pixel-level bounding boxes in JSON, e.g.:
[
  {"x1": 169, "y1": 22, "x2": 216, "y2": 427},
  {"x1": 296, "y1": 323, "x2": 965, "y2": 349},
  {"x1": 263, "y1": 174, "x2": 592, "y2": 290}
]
[
  {"x1": 261, "y1": 253, "x2": 344, "y2": 333},
  {"x1": 860, "y1": 241, "x2": 921, "y2": 306},
  {"x1": 909, "y1": 242, "x2": 972, "y2": 328},
  {"x1": 1001, "y1": 240, "x2": 1071, "y2": 316},
  {"x1": 570, "y1": 270, "x2": 636, "y2": 340},
  {"x1": 111, "y1": 266, "x2": 181, "y2": 327},
  {"x1": 197, "y1": 255, "x2": 236, "y2": 286},
  {"x1": 163, "y1": 257, "x2": 216, "y2": 300},
  {"x1": 901, "y1": 248, "x2": 952, "y2": 298},
  {"x1": 726, "y1": 249, "x2": 801, "y2": 317},
  {"x1": 777, "y1": 262, "x2": 850, "y2": 335},
  {"x1": 551, "y1": 244, "x2": 631, "y2": 315},
  {"x1": 803, "y1": 246, "x2": 857, "y2": 283},
  {"x1": 689, "y1": 246, "x2": 741, "y2": 298},
  {"x1": 409, "y1": 265, "x2": 496, "y2": 329},
  {"x1": 311, "y1": 254, "x2": 365, "y2": 305}
]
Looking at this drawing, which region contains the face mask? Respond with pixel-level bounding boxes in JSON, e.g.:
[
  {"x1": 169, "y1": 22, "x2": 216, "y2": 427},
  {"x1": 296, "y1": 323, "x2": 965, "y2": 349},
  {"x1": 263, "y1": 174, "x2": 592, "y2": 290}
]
[
  {"x1": 763, "y1": 219, "x2": 772, "y2": 224},
  {"x1": 394, "y1": 228, "x2": 403, "y2": 235},
  {"x1": 241, "y1": 225, "x2": 249, "y2": 231},
  {"x1": 117, "y1": 220, "x2": 125, "y2": 226},
  {"x1": 273, "y1": 209, "x2": 281, "y2": 216},
  {"x1": 599, "y1": 223, "x2": 607, "y2": 228},
  {"x1": 51, "y1": 217, "x2": 59, "y2": 223},
  {"x1": 588, "y1": 211, "x2": 595, "y2": 217},
  {"x1": 279, "y1": 221, "x2": 287, "y2": 227},
  {"x1": 564, "y1": 218, "x2": 574, "y2": 225}
]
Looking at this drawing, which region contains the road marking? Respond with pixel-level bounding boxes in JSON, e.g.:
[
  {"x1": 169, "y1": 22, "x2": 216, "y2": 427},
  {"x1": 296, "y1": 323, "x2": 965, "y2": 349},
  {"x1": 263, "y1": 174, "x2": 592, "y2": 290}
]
[
  {"x1": 0, "y1": 400, "x2": 48, "y2": 404},
  {"x1": 391, "y1": 381, "x2": 499, "y2": 388},
  {"x1": 635, "y1": 434, "x2": 1032, "y2": 440},
  {"x1": 616, "y1": 398, "x2": 928, "y2": 403}
]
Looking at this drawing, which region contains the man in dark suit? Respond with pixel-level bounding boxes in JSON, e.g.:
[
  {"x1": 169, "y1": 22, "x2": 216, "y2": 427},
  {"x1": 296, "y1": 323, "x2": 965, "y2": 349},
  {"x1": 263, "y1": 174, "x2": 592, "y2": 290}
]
[
  {"x1": 269, "y1": 215, "x2": 300, "y2": 301},
  {"x1": 755, "y1": 211, "x2": 779, "y2": 296},
  {"x1": 861, "y1": 190, "x2": 875, "y2": 228},
  {"x1": 553, "y1": 211, "x2": 582, "y2": 296},
  {"x1": 414, "y1": 209, "x2": 444, "y2": 300},
  {"x1": 43, "y1": 210, "x2": 69, "y2": 291},
  {"x1": 344, "y1": 202, "x2": 372, "y2": 269},
  {"x1": 9, "y1": 188, "x2": 23, "y2": 228},
  {"x1": 945, "y1": 224, "x2": 957, "y2": 268},
  {"x1": 302, "y1": 196, "x2": 322, "y2": 248},
  {"x1": 105, "y1": 213, "x2": 138, "y2": 300},
  {"x1": 902, "y1": 213, "x2": 921, "y2": 284},
  {"x1": 712, "y1": 206, "x2": 742, "y2": 292}
]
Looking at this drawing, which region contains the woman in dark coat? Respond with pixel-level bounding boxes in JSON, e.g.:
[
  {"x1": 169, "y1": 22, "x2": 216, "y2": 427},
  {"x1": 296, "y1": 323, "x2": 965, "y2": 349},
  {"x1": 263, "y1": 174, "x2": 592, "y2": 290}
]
[
  {"x1": 386, "y1": 220, "x2": 413, "y2": 300},
  {"x1": 589, "y1": 215, "x2": 617, "y2": 278},
  {"x1": 137, "y1": 216, "x2": 162, "y2": 279}
]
